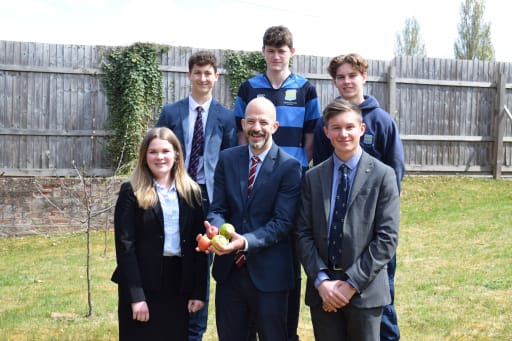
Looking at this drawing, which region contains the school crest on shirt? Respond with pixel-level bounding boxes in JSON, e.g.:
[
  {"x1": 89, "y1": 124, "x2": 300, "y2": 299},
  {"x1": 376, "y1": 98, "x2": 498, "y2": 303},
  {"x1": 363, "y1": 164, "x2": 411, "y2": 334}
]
[
  {"x1": 284, "y1": 89, "x2": 297, "y2": 104},
  {"x1": 362, "y1": 133, "x2": 374, "y2": 147}
]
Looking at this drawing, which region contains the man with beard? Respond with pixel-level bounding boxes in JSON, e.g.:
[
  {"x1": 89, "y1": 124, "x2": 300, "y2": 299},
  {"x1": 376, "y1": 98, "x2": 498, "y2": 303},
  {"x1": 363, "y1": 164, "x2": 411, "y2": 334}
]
[
  {"x1": 203, "y1": 97, "x2": 302, "y2": 340},
  {"x1": 233, "y1": 26, "x2": 322, "y2": 341}
]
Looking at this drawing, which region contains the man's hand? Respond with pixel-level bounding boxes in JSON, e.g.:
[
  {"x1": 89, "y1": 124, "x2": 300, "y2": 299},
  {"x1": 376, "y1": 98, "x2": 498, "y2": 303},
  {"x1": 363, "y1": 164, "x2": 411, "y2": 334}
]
[
  {"x1": 320, "y1": 280, "x2": 357, "y2": 312},
  {"x1": 207, "y1": 230, "x2": 245, "y2": 256},
  {"x1": 188, "y1": 299, "x2": 205, "y2": 313},
  {"x1": 335, "y1": 280, "x2": 357, "y2": 301},
  {"x1": 317, "y1": 280, "x2": 350, "y2": 312},
  {"x1": 131, "y1": 301, "x2": 149, "y2": 322},
  {"x1": 195, "y1": 221, "x2": 219, "y2": 253},
  {"x1": 203, "y1": 220, "x2": 219, "y2": 239}
]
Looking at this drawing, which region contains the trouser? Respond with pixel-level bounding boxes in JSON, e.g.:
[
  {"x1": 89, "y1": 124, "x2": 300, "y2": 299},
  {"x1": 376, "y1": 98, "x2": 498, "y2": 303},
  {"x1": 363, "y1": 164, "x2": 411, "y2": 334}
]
[
  {"x1": 380, "y1": 255, "x2": 400, "y2": 341},
  {"x1": 216, "y1": 265, "x2": 288, "y2": 341},
  {"x1": 188, "y1": 184, "x2": 211, "y2": 341},
  {"x1": 310, "y1": 303, "x2": 382, "y2": 341},
  {"x1": 287, "y1": 242, "x2": 301, "y2": 341}
]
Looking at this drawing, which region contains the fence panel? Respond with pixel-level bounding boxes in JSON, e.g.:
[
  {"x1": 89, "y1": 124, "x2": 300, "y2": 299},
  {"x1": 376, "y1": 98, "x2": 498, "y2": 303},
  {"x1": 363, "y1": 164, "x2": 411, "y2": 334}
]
[
  {"x1": 1, "y1": 41, "x2": 511, "y2": 177},
  {"x1": 0, "y1": 40, "x2": 109, "y2": 176}
]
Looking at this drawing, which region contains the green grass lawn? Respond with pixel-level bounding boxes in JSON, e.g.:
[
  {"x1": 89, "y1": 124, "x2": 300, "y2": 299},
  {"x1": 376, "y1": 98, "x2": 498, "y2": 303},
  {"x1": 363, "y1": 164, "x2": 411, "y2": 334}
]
[{"x1": 0, "y1": 176, "x2": 511, "y2": 340}]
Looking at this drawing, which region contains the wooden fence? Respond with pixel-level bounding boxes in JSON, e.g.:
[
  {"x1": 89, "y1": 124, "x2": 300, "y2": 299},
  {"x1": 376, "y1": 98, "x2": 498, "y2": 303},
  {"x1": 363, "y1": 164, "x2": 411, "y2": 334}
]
[{"x1": 1, "y1": 40, "x2": 511, "y2": 177}]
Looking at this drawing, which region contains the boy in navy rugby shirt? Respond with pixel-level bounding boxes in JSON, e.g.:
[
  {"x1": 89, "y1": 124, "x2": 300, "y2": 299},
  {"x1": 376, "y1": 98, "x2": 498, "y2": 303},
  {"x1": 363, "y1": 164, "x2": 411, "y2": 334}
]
[{"x1": 233, "y1": 26, "x2": 321, "y2": 341}]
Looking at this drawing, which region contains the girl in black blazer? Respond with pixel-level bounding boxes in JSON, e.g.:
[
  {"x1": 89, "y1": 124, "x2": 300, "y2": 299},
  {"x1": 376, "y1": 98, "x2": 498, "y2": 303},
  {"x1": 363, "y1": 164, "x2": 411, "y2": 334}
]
[{"x1": 111, "y1": 127, "x2": 208, "y2": 341}]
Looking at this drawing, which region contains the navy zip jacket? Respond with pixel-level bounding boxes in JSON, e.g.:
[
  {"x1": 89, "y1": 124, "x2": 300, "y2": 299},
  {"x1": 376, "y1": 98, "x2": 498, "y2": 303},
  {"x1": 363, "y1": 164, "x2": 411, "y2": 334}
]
[{"x1": 313, "y1": 95, "x2": 405, "y2": 191}]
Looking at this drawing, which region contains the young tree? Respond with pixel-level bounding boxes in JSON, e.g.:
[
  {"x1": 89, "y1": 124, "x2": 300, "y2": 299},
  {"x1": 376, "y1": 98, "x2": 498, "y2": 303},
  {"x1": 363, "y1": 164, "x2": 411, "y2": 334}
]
[
  {"x1": 454, "y1": 0, "x2": 495, "y2": 60},
  {"x1": 395, "y1": 17, "x2": 427, "y2": 57}
]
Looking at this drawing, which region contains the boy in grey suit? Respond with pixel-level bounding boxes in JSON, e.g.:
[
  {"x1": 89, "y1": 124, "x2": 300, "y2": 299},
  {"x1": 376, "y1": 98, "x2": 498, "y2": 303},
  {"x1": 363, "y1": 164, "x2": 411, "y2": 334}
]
[{"x1": 295, "y1": 98, "x2": 400, "y2": 341}]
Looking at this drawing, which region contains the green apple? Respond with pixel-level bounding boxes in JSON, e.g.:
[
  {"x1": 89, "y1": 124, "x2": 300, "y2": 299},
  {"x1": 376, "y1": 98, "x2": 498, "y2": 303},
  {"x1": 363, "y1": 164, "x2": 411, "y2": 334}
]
[
  {"x1": 219, "y1": 223, "x2": 235, "y2": 240},
  {"x1": 211, "y1": 234, "x2": 229, "y2": 250}
]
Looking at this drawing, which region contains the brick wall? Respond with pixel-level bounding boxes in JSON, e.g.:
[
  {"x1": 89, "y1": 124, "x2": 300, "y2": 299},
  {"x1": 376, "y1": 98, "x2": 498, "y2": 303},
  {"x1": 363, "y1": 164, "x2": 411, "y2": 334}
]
[{"x1": 0, "y1": 177, "x2": 125, "y2": 237}]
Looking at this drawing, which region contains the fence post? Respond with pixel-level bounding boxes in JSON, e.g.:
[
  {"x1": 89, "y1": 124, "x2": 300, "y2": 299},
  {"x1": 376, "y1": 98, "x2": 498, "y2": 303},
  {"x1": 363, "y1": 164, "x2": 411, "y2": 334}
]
[
  {"x1": 387, "y1": 65, "x2": 397, "y2": 120},
  {"x1": 493, "y1": 72, "x2": 506, "y2": 179}
]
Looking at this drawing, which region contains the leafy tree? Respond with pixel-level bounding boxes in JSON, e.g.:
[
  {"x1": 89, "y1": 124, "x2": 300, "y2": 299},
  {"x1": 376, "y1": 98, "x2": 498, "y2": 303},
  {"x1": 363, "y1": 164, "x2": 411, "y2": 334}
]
[
  {"x1": 454, "y1": 0, "x2": 494, "y2": 60},
  {"x1": 395, "y1": 17, "x2": 427, "y2": 57}
]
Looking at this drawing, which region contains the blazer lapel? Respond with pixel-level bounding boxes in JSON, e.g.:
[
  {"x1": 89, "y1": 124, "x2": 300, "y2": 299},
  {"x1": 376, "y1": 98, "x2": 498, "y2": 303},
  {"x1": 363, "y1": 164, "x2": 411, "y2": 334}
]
[
  {"x1": 247, "y1": 144, "x2": 277, "y2": 204},
  {"x1": 238, "y1": 148, "x2": 250, "y2": 202},
  {"x1": 204, "y1": 101, "x2": 217, "y2": 146},
  {"x1": 347, "y1": 152, "x2": 373, "y2": 210},
  {"x1": 254, "y1": 145, "x2": 276, "y2": 191},
  {"x1": 152, "y1": 199, "x2": 164, "y2": 233},
  {"x1": 180, "y1": 99, "x2": 190, "y2": 154},
  {"x1": 177, "y1": 195, "x2": 188, "y2": 241},
  {"x1": 319, "y1": 158, "x2": 334, "y2": 232}
]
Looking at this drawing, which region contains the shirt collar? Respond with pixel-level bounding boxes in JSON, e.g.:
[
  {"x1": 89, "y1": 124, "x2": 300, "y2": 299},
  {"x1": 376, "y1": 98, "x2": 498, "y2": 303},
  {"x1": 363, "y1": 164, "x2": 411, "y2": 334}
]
[
  {"x1": 248, "y1": 145, "x2": 270, "y2": 163},
  {"x1": 189, "y1": 96, "x2": 212, "y2": 113},
  {"x1": 332, "y1": 147, "x2": 363, "y2": 171},
  {"x1": 153, "y1": 179, "x2": 176, "y2": 193}
]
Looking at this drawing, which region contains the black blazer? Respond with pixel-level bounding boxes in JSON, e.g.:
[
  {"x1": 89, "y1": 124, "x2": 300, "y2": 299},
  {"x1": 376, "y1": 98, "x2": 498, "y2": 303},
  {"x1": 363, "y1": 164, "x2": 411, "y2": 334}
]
[{"x1": 111, "y1": 182, "x2": 208, "y2": 303}]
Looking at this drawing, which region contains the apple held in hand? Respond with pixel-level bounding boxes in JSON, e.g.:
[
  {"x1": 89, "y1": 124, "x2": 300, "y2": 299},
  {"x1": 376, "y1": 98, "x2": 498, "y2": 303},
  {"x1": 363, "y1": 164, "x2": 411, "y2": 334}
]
[
  {"x1": 197, "y1": 234, "x2": 212, "y2": 252},
  {"x1": 211, "y1": 234, "x2": 229, "y2": 250},
  {"x1": 219, "y1": 223, "x2": 235, "y2": 240}
]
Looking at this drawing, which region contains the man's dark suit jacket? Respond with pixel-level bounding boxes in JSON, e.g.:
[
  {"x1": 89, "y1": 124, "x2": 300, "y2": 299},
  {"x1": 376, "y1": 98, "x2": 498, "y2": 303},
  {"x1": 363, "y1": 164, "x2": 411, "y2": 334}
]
[
  {"x1": 156, "y1": 98, "x2": 237, "y2": 202},
  {"x1": 208, "y1": 143, "x2": 302, "y2": 292},
  {"x1": 296, "y1": 151, "x2": 400, "y2": 308},
  {"x1": 111, "y1": 182, "x2": 208, "y2": 303}
]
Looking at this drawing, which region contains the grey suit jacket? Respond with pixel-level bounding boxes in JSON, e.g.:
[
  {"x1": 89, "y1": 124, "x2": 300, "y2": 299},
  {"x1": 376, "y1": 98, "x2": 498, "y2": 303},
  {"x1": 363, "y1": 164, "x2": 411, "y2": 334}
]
[
  {"x1": 295, "y1": 151, "x2": 400, "y2": 308},
  {"x1": 157, "y1": 97, "x2": 237, "y2": 202}
]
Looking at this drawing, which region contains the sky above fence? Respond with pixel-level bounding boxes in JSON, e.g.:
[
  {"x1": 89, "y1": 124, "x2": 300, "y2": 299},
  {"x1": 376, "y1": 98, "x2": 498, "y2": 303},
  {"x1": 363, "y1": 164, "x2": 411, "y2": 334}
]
[{"x1": 1, "y1": 0, "x2": 510, "y2": 63}]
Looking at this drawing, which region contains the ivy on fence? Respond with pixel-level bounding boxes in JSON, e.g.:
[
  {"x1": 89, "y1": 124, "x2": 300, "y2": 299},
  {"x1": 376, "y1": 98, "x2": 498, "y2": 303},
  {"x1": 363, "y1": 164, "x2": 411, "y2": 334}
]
[
  {"x1": 224, "y1": 50, "x2": 266, "y2": 100},
  {"x1": 102, "y1": 43, "x2": 169, "y2": 173}
]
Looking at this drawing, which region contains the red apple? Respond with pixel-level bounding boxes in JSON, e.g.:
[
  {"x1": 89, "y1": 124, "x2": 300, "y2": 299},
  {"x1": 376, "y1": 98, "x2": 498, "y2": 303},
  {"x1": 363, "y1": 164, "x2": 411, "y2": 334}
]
[{"x1": 197, "y1": 234, "x2": 212, "y2": 252}]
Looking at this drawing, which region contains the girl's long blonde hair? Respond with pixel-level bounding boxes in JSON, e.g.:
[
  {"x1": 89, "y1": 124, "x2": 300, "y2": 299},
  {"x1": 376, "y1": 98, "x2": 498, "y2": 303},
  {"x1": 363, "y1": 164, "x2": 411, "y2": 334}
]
[{"x1": 129, "y1": 127, "x2": 202, "y2": 209}]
